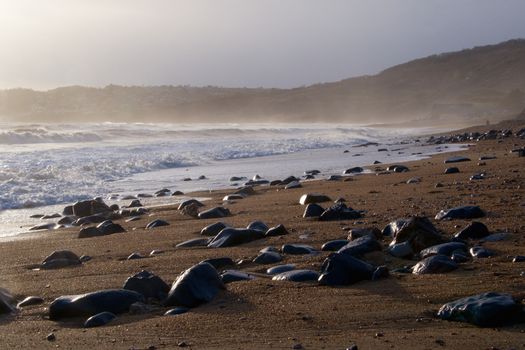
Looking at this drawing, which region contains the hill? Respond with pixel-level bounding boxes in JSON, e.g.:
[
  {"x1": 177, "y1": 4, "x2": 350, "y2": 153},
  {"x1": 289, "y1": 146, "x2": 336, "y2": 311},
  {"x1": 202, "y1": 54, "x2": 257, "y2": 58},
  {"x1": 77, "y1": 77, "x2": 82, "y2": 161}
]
[{"x1": 1, "y1": 39, "x2": 525, "y2": 124}]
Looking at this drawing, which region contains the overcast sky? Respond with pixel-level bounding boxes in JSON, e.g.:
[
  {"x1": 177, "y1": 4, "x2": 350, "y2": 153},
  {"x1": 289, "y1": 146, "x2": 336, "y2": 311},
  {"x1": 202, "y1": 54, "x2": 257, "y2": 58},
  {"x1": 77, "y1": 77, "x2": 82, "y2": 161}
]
[{"x1": 1, "y1": 0, "x2": 524, "y2": 90}]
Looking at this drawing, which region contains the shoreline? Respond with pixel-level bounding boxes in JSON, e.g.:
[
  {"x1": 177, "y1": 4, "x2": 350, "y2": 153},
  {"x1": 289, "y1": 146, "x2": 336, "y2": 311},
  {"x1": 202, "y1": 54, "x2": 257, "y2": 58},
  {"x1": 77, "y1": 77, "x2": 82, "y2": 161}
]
[{"x1": 0, "y1": 120, "x2": 524, "y2": 349}]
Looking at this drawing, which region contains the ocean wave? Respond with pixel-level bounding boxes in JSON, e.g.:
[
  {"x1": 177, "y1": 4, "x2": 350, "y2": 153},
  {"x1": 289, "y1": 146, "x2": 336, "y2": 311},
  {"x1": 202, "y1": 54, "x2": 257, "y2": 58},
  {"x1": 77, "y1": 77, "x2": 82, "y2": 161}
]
[{"x1": 0, "y1": 128, "x2": 102, "y2": 144}]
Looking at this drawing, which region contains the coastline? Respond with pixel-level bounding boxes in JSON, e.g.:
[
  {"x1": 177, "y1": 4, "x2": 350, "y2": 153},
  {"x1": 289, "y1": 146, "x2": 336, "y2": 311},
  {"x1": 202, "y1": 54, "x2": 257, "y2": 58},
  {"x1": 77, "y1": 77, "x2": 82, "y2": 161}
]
[{"x1": 0, "y1": 121, "x2": 524, "y2": 349}]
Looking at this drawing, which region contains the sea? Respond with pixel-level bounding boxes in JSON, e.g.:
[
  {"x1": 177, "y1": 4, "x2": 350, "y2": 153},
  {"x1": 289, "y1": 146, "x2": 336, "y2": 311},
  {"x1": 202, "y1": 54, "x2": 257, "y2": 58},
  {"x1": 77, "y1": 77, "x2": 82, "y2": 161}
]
[{"x1": 0, "y1": 122, "x2": 466, "y2": 239}]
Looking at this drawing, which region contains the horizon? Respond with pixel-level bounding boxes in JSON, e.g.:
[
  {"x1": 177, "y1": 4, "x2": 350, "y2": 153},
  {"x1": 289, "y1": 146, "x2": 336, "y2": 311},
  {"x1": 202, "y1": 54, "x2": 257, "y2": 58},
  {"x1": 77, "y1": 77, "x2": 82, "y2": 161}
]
[{"x1": 1, "y1": 0, "x2": 525, "y2": 90}]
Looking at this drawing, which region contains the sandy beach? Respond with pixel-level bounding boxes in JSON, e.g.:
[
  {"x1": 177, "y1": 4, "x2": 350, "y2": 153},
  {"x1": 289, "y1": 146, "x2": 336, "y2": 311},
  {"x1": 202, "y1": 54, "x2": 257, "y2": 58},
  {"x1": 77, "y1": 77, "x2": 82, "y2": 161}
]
[{"x1": 1, "y1": 121, "x2": 524, "y2": 350}]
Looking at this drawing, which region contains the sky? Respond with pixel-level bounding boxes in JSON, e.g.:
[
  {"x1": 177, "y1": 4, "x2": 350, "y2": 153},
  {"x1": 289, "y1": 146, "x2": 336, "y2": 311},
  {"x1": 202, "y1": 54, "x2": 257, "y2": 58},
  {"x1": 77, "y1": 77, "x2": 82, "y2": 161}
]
[{"x1": 0, "y1": 0, "x2": 524, "y2": 90}]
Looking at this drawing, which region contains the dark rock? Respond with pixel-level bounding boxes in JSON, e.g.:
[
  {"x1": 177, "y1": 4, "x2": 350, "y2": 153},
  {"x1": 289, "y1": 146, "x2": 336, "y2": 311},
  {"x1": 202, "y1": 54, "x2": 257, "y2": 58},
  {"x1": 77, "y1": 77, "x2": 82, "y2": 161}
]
[
  {"x1": 223, "y1": 194, "x2": 245, "y2": 201},
  {"x1": 343, "y1": 167, "x2": 364, "y2": 174},
  {"x1": 253, "y1": 251, "x2": 282, "y2": 264},
  {"x1": 272, "y1": 270, "x2": 320, "y2": 282},
  {"x1": 348, "y1": 227, "x2": 382, "y2": 240},
  {"x1": 470, "y1": 173, "x2": 486, "y2": 181},
  {"x1": 229, "y1": 176, "x2": 245, "y2": 182},
  {"x1": 382, "y1": 219, "x2": 407, "y2": 236},
  {"x1": 49, "y1": 289, "x2": 144, "y2": 320},
  {"x1": 201, "y1": 222, "x2": 229, "y2": 236},
  {"x1": 41, "y1": 213, "x2": 61, "y2": 219},
  {"x1": 123, "y1": 270, "x2": 170, "y2": 300},
  {"x1": 29, "y1": 223, "x2": 56, "y2": 231},
  {"x1": 164, "y1": 307, "x2": 189, "y2": 316},
  {"x1": 512, "y1": 256, "x2": 525, "y2": 263},
  {"x1": 98, "y1": 221, "x2": 125, "y2": 235},
  {"x1": 303, "y1": 203, "x2": 325, "y2": 218},
  {"x1": 172, "y1": 191, "x2": 185, "y2": 196},
  {"x1": 470, "y1": 246, "x2": 494, "y2": 258},
  {"x1": 63, "y1": 205, "x2": 74, "y2": 216},
  {"x1": 178, "y1": 199, "x2": 204, "y2": 211},
  {"x1": 299, "y1": 193, "x2": 331, "y2": 205},
  {"x1": 281, "y1": 244, "x2": 316, "y2": 255},
  {"x1": 387, "y1": 241, "x2": 414, "y2": 258},
  {"x1": 482, "y1": 232, "x2": 511, "y2": 242},
  {"x1": 282, "y1": 176, "x2": 300, "y2": 185},
  {"x1": 247, "y1": 221, "x2": 269, "y2": 232},
  {"x1": 387, "y1": 165, "x2": 409, "y2": 172},
  {"x1": 72, "y1": 199, "x2": 111, "y2": 218},
  {"x1": 327, "y1": 175, "x2": 343, "y2": 181},
  {"x1": 208, "y1": 228, "x2": 265, "y2": 248},
  {"x1": 437, "y1": 292, "x2": 523, "y2": 327},
  {"x1": 220, "y1": 270, "x2": 255, "y2": 283},
  {"x1": 419, "y1": 242, "x2": 468, "y2": 258},
  {"x1": 454, "y1": 222, "x2": 490, "y2": 239},
  {"x1": 127, "y1": 252, "x2": 144, "y2": 260},
  {"x1": 79, "y1": 255, "x2": 92, "y2": 262},
  {"x1": 436, "y1": 206, "x2": 485, "y2": 220},
  {"x1": 200, "y1": 257, "x2": 235, "y2": 269},
  {"x1": 337, "y1": 236, "x2": 382, "y2": 257},
  {"x1": 266, "y1": 264, "x2": 296, "y2": 275},
  {"x1": 321, "y1": 240, "x2": 349, "y2": 251},
  {"x1": 41, "y1": 250, "x2": 81, "y2": 269},
  {"x1": 318, "y1": 253, "x2": 380, "y2": 286},
  {"x1": 479, "y1": 155, "x2": 496, "y2": 160},
  {"x1": 146, "y1": 219, "x2": 170, "y2": 229},
  {"x1": 406, "y1": 177, "x2": 421, "y2": 184},
  {"x1": 128, "y1": 199, "x2": 143, "y2": 208},
  {"x1": 137, "y1": 193, "x2": 153, "y2": 198},
  {"x1": 17, "y1": 296, "x2": 44, "y2": 308},
  {"x1": 304, "y1": 170, "x2": 321, "y2": 175},
  {"x1": 84, "y1": 311, "x2": 116, "y2": 328},
  {"x1": 164, "y1": 263, "x2": 225, "y2": 308},
  {"x1": 176, "y1": 238, "x2": 210, "y2": 248},
  {"x1": 319, "y1": 203, "x2": 362, "y2": 221},
  {"x1": 451, "y1": 252, "x2": 470, "y2": 263},
  {"x1": 388, "y1": 217, "x2": 444, "y2": 254},
  {"x1": 285, "y1": 181, "x2": 302, "y2": 189},
  {"x1": 198, "y1": 207, "x2": 231, "y2": 219},
  {"x1": 57, "y1": 216, "x2": 76, "y2": 225},
  {"x1": 233, "y1": 186, "x2": 256, "y2": 197},
  {"x1": 444, "y1": 167, "x2": 460, "y2": 174},
  {"x1": 47, "y1": 333, "x2": 55, "y2": 341},
  {"x1": 265, "y1": 224, "x2": 289, "y2": 237},
  {"x1": 412, "y1": 255, "x2": 458, "y2": 274},
  {"x1": 444, "y1": 156, "x2": 471, "y2": 164}
]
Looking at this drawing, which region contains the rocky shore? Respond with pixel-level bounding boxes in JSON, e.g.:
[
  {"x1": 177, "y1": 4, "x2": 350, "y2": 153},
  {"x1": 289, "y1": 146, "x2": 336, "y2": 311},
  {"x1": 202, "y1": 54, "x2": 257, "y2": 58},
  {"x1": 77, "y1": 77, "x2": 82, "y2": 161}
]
[{"x1": 1, "y1": 120, "x2": 525, "y2": 349}]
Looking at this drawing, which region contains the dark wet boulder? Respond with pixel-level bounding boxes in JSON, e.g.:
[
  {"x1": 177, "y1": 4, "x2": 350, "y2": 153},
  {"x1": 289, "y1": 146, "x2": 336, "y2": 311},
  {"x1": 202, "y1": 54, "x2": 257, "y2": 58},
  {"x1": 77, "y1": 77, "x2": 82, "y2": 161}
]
[
  {"x1": 281, "y1": 176, "x2": 300, "y2": 185},
  {"x1": 0, "y1": 288, "x2": 16, "y2": 314},
  {"x1": 84, "y1": 311, "x2": 116, "y2": 328},
  {"x1": 454, "y1": 221, "x2": 490, "y2": 239},
  {"x1": 72, "y1": 199, "x2": 111, "y2": 218},
  {"x1": 337, "y1": 236, "x2": 382, "y2": 257},
  {"x1": 303, "y1": 203, "x2": 325, "y2": 218},
  {"x1": 435, "y1": 206, "x2": 485, "y2": 220},
  {"x1": 444, "y1": 156, "x2": 471, "y2": 164},
  {"x1": 382, "y1": 219, "x2": 407, "y2": 236},
  {"x1": 406, "y1": 177, "x2": 421, "y2": 184},
  {"x1": 97, "y1": 221, "x2": 125, "y2": 235},
  {"x1": 176, "y1": 238, "x2": 210, "y2": 248},
  {"x1": 127, "y1": 252, "x2": 144, "y2": 260},
  {"x1": 57, "y1": 216, "x2": 76, "y2": 225},
  {"x1": 223, "y1": 194, "x2": 245, "y2": 201},
  {"x1": 299, "y1": 193, "x2": 331, "y2": 205},
  {"x1": 145, "y1": 219, "x2": 170, "y2": 229},
  {"x1": 49, "y1": 289, "x2": 144, "y2": 320},
  {"x1": 200, "y1": 257, "x2": 235, "y2": 270},
  {"x1": 128, "y1": 199, "x2": 143, "y2": 208},
  {"x1": 220, "y1": 270, "x2": 255, "y2": 284},
  {"x1": 17, "y1": 296, "x2": 44, "y2": 308},
  {"x1": 29, "y1": 223, "x2": 56, "y2": 231},
  {"x1": 319, "y1": 203, "x2": 362, "y2": 221},
  {"x1": 253, "y1": 251, "x2": 282, "y2": 264},
  {"x1": 164, "y1": 263, "x2": 225, "y2": 308},
  {"x1": 272, "y1": 270, "x2": 320, "y2": 282},
  {"x1": 389, "y1": 216, "x2": 445, "y2": 254},
  {"x1": 318, "y1": 253, "x2": 384, "y2": 286},
  {"x1": 201, "y1": 222, "x2": 229, "y2": 236},
  {"x1": 233, "y1": 186, "x2": 256, "y2": 197},
  {"x1": 419, "y1": 242, "x2": 467, "y2": 258},
  {"x1": 387, "y1": 241, "x2": 414, "y2": 259},
  {"x1": 412, "y1": 255, "x2": 458, "y2": 274},
  {"x1": 178, "y1": 199, "x2": 205, "y2": 210},
  {"x1": 270, "y1": 180, "x2": 283, "y2": 186},
  {"x1": 172, "y1": 190, "x2": 184, "y2": 196},
  {"x1": 198, "y1": 207, "x2": 231, "y2": 219},
  {"x1": 387, "y1": 165, "x2": 409, "y2": 172},
  {"x1": 265, "y1": 224, "x2": 289, "y2": 237},
  {"x1": 41, "y1": 213, "x2": 61, "y2": 219},
  {"x1": 229, "y1": 176, "x2": 245, "y2": 182},
  {"x1": 343, "y1": 167, "x2": 364, "y2": 174},
  {"x1": 164, "y1": 307, "x2": 189, "y2": 316},
  {"x1": 321, "y1": 239, "x2": 349, "y2": 251},
  {"x1": 63, "y1": 205, "x2": 74, "y2": 216},
  {"x1": 123, "y1": 270, "x2": 170, "y2": 300},
  {"x1": 482, "y1": 232, "x2": 511, "y2": 242},
  {"x1": 247, "y1": 221, "x2": 269, "y2": 232},
  {"x1": 348, "y1": 227, "x2": 382, "y2": 240},
  {"x1": 437, "y1": 292, "x2": 523, "y2": 327},
  {"x1": 41, "y1": 250, "x2": 81, "y2": 269},
  {"x1": 208, "y1": 228, "x2": 265, "y2": 248},
  {"x1": 281, "y1": 244, "x2": 316, "y2": 255},
  {"x1": 444, "y1": 167, "x2": 460, "y2": 174},
  {"x1": 470, "y1": 246, "x2": 494, "y2": 258},
  {"x1": 74, "y1": 214, "x2": 110, "y2": 226},
  {"x1": 266, "y1": 264, "x2": 296, "y2": 275},
  {"x1": 285, "y1": 181, "x2": 302, "y2": 189}
]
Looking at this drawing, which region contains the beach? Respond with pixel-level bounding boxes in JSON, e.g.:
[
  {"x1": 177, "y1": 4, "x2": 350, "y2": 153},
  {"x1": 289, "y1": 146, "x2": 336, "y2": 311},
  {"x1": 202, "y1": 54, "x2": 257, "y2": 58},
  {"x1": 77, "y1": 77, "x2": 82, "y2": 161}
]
[{"x1": 0, "y1": 121, "x2": 524, "y2": 349}]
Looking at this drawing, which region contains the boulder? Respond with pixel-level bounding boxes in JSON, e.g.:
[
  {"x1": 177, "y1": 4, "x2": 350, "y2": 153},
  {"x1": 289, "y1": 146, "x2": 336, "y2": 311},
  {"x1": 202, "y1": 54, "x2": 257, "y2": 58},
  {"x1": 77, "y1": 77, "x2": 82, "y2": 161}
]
[
  {"x1": 201, "y1": 222, "x2": 230, "y2": 236},
  {"x1": 412, "y1": 255, "x2": 458, "y2": 274},
  {"x1": 299, "y1": 193, "x2": 331, "y2": 205},
  {"x1": 145, "y1": 219, "x2": 170, "y2": 229},
  {"x1": 49, "y1": 289, "x2": 144, "y2": 320},
  {"x1": 348, "y1": 227, "x2": 382, "y2": 240},
  {"x1": 246, "y1": 221, "x2": 269, "y2": 232},
  {"x1": 281, "y1": 244, "x2": 316, "y2": 255},
  {"x1": 419, "y1": 242, "x2": 468, "y2": 259},
  {"x1": 319, "y1": 203, "x2": 362, "y2": 221},
  {"x1": 444, "y1": 156, "x2": 471, "y2": 163},
  {"x1": 164, "y1": 263, "x2": 225, "y2": 307},
  {"x1": 84, "y1": 311, "x2": 116, "y2": 328},
  {"x1": 266, "y1": 264, "x2": 296, "y2": 275},
  {"x1": 178, "y1": 199, "x2": 204, "y2": 211},
  {"x1": 17, "y1": 296, "x2": 44, "y2": 308},
  {"x1": 272, "y1": 270, "x2": 320, "y2": 282},
  {"x1": 303, "y1": 203, "x2": 325, "y2": 218},
  {"x1": 337, "y1": 236, "x2": 382, "y2": 257},
  {"x1": 123, "y1": 270, "x2": 170, "y2": 300},
  {"x1": 435, "y1": 206, "x2": 485, "y2": 220},
  {"x1": 285, "y1": 181, "x2": 302, "y2": 189},
  {"x1": 200, "y1": 257, "x2": 235, "y2": 270},
  {"x1": 253, "y1": 251, "x2": 282, "y2": 264},
  {"x1": 0, "y1": 288, "x2": 16, "y2": 315},
  {"x1": 470, "y1": 246, "x2": 494, "y2": 258},
  {"x1": 454, "y1": 222, "x2": 490, "y2": 239},
  {"x1": 388, "y1": 217, "x2": 445, "y2": 254},
  {"x1": 198, "y1": 207, "x2": 231, "y2": 219},
  {"x1": 265, "y1": 224, "x2": 289, "y2": 237},
  {"x1": 220, "y1": 270, "x2": 255, "y2": 283},
  {"x1": 176, "y1": 238, "x2": 210, "y2": 248},
  {"x1": 72, "y1": 199, "x2": 111, "y2": 218},
  {"x1": 318, "y1": 253, "x2": 385, "y2": 286},
  {"x1": 41, "y1": 250, "x2": 81, "y2": 269},
  {"x1": 444, "y1": 167, "x2": 460, "y2": 174},
  {"x1": 343, "y1": 167, "x2": 364, "y2": 174},
  {"x1": 437, "y1": 292, "x2": 523, "y2": 327},
  {"x1": 382, "y1": 219, "x2": 407, "y2": 236},
  {"x1": 321, "y1": 240, "x2": 349, "y2": 251},
  {"x1": 208, "y1": 228, "x2": 264, "y2": 248}
]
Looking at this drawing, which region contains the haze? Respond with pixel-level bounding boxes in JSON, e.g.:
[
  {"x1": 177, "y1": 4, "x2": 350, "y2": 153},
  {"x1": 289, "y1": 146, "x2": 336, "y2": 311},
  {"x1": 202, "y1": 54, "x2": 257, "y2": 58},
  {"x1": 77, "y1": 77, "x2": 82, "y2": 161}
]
[{"x1": 1, "y1": 0, "x2": 525, "y2": 90}]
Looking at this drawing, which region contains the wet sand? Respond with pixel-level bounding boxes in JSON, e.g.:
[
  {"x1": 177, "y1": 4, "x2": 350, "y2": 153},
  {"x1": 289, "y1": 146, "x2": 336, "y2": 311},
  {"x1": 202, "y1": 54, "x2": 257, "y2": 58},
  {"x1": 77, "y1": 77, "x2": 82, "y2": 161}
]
[{"x1": 0, "y1": 121, "x2": 524, "y2": 349}]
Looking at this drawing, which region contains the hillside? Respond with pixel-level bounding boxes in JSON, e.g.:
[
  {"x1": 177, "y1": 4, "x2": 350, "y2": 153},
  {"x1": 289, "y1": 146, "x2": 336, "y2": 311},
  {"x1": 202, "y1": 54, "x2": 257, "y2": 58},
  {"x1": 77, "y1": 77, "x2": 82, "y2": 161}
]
[{"x1": 1, "y1": 39, "x2": 524, "y2": 123}]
